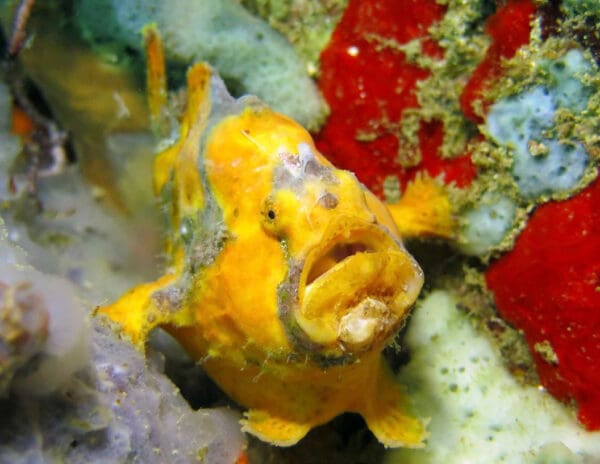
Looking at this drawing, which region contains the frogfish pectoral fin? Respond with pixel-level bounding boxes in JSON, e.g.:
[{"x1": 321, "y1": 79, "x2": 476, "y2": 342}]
[
  {"x1": 387, "y1": 174, "x2": 455, "y2": 240},
  {"x1": 361, "y1": 360, "x2": 428, "y2": 448},
  {"x1": 95, "y1": 273, "x2": 188, "y2": 348},
  {"x1": 241, "y1": 409, "x2": 311, "y2": 447}
]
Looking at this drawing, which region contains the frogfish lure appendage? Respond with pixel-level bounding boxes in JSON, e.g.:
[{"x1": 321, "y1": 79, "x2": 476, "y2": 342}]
[{"x1": 99, "y1": 30, "x2": 427, "y2": 448}]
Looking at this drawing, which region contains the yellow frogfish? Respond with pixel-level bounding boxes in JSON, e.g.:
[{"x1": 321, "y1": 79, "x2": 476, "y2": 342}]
[{"x1": 99, "y1": 35, "x2": 451, "y2": 447}]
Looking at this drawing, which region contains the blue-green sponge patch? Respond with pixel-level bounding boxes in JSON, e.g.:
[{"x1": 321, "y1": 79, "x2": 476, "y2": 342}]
[
  {"x1": 458, "y1": 193, "x2": 517, "y2": 256},
  {"x1": 486, "y1": 49, "x2": 593, "y2": 199}
]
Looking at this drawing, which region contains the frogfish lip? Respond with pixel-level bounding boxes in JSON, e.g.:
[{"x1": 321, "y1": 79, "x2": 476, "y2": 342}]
[{"x1": 295, "y1": 217, "x2": 424, "y2": 352}]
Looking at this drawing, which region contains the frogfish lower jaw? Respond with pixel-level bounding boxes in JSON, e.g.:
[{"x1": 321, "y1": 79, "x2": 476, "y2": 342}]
[{"x1": 295, "y1": 220, "x2": 424, "y2": 353}]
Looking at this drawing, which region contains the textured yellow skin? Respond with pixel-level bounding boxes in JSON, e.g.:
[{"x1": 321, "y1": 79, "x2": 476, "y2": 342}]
[{"x1": 99, "y1": 63, "x2": 430, "y2": 447}]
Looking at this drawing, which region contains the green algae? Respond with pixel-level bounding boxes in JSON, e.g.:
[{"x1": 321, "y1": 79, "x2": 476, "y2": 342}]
[
  {"x1": 396, "y1": 0, "x2": 492, "y2": 160},
  {"x1": 533, "y1": 340, "x2": 559, "y2": 366},
  {"x1": 382, "y1": 175, "x2": 401, "y2": 204}
]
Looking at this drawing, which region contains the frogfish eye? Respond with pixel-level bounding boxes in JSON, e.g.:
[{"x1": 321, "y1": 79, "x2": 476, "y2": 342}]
[
  {"x1": 262, "y1": 197, "x2": 277, "y2": 222},
  {"x1": 261, "y1": 196, "x2": 283, "y2": 238}
]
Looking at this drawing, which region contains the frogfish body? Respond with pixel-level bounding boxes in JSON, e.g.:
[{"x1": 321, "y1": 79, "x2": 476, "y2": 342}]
[{"x1": 99, "y1": 62, "x2": 427, "y2": 447}]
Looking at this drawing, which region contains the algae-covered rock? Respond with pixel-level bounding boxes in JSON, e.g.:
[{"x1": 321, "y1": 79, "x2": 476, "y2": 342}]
[
  {"x1": 74, "y1": 0, "x2": 327, "y2": 130},
  {"x1": 486, "y1": 49, "x2": 594, "y2": 200}
]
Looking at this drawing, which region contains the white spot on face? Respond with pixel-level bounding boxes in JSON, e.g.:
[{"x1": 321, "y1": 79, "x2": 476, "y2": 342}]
[
  {"x1": 276, "y1": 144, "x2": 318, "y2": 182},
  {"x1": 279, "y1": 151, "x2": 301, "y2": 174},
  {"x1": 298, "y1": 143, "x2": 317, "y2": 172}
]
